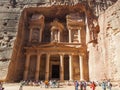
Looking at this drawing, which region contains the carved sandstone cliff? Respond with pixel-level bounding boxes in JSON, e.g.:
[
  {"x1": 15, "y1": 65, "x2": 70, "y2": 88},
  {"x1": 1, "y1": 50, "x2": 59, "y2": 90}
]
[
  {"x1": 88, "y1": 0, "x2": 120, "y2": 83},
  {"x1": 0, "y1": 0, "x2": 119, "y2": 83}
]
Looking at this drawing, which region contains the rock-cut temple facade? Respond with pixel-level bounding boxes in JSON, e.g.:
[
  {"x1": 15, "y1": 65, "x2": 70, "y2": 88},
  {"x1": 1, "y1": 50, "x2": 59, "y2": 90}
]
[
  {"x1": 5, "y1": 0, "x2": 120, "y2": 82},
  {"x1": 6, "y1": 4, "x2": 91, "y2": 82}
]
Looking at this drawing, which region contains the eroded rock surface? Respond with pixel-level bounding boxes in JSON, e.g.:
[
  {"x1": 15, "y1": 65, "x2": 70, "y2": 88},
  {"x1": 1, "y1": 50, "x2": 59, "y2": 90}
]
[
  {"x1": 88, "y1": 0, "x2": 120, "y2": 83},
  {"x1": 0, "y1": 0, "x2": 119, "y2": 83}
]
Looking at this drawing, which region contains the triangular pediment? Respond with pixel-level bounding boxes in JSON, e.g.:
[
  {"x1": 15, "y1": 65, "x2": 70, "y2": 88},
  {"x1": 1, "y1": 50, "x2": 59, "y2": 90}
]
[
  {"x1": 39, "y1": 43, "x2": 71, "y2": 48},
  {"x1": 32, "y1": 42, "x2": 79, "y2": 49},
  {"x1": 25, "y1": 42, "x2": 86, "y2": 54}
]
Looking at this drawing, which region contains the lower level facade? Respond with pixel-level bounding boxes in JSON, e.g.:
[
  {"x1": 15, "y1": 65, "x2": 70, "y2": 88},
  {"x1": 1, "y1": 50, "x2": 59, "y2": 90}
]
[{"x1": 24, "y1": 43, "x2": 89, "y2": 81}]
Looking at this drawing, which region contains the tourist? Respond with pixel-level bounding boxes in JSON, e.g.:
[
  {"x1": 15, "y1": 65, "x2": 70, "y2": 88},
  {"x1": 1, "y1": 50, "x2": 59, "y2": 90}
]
[
  {"x1": 0, "y1": 82, "x2": 3, "y2": 90},
  {"x1": 49, "y1": 80, "x2": 53, "y2": 88},
  {"x1": 74, "y1": 81, "x2": 79, "y2": 90},
  {"x1": 0, "y1": 82, "x2": 3, "y2": 88},
  {"x1": 79, "y1": 81, "x2": 83, "y2": 90},
  {"x1": 19, "y1": 85, "x2": 23, "y2": 90},
  {"x1": 83, "y1": 81, "x2": 87, "y2": 90},
  {"x1": 52, "y1": 80, "x2": 57, "y2": 88},
  {"x1": 0, "y1": 88, "x2": 4, "y2": 90},
  {"x1": 107, "y1": 81, "x2": 112, "y2": 90},
  {"x1": 101, "y1": 82, "x2": 107, "y2": 90},
  {"x1": 44, "y1": 80, "x2": 49, "y2": 88},
  {"x1": 90, "y1": 81, "x2": 96, "y2": 90}
]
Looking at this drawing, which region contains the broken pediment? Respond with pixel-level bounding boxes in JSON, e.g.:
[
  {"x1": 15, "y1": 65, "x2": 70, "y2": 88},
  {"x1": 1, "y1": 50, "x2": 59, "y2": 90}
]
[
  {"x1": 29, "y1": 14, "x2": 45, "y2": 28},
  {"x1": 66, "y1": 13, "x2": 85, "y2": 30},
  {"x1": 50, "y1": 19, "x2": 64, "y2": 32}
]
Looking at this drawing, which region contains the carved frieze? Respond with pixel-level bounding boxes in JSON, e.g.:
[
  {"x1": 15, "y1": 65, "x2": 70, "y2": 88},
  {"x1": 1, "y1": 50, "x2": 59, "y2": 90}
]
[
  {"x1": 31, "y1": 28, "x2": 40, "y2": 43},
  {"x1": 66, "y1": 13, "x2": 84, "y2": 30}
]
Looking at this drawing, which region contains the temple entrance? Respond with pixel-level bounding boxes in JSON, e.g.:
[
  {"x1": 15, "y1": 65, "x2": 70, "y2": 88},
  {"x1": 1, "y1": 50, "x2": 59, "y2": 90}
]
[{"x1": 52, "y1": 65, "x2": 60, "y2": 79}]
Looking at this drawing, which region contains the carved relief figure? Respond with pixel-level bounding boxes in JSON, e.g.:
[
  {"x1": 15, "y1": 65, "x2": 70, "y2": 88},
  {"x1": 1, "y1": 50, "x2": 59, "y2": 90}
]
[
  {"x1": 89, "y1": 19, "x2": 100, "y2": 41},
  {"x1": 50, "y1": 19, "x2": 64, "y2": 42},
  {"x1": 72, "y1": 30, "x2": 78, "y2": 43},
  {"x1": 31, "y1": 28, "x2": 40, "y2": 43}
]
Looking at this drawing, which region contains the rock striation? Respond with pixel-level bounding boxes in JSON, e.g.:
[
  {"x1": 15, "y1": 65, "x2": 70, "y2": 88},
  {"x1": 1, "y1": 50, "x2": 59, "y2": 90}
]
[
  {"x1": 0, "y1": 0, "x2": 119, "y2": 83},
  {"x1": 88, "y1": 0, "x2": 120, "y2": 83}
]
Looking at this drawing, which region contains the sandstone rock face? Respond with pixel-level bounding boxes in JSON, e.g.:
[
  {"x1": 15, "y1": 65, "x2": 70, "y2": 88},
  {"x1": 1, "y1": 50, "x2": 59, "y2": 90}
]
[
  {"x1": 0, "y1": 0, "x2": 119, "y2": 82},
  {"x1": 88, "y1": 0, "x2": 120, "y2": 82},
  {"x1": 0, "y1": 4, "x2": 20, "y2": 80}
]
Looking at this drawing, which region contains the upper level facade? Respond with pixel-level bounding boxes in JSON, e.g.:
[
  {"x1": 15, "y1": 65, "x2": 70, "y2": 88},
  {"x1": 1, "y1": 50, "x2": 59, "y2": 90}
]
[
  {"x1": 23, "y1": 5, "x2": 87, "y2": 48},
  {"x1": 28, "y1": 13, "x2": 85, "y2": 45}
]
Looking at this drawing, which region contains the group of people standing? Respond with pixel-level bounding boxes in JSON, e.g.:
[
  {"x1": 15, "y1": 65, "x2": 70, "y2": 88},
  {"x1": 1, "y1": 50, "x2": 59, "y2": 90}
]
[
  {"x1": 74, "y1": 80, "x2": 112, "y2": 90},
  {"x1": 74, "y1": 81, "x2": 87, "y2": 90},
  {"x1": 0, "y1": 82, "x2": 4, "y2": 90}
]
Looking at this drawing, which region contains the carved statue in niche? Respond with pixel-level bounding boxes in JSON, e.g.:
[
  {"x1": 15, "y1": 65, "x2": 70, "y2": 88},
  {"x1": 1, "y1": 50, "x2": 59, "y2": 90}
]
[
  {"x1": 53, "y1": 30, "x2": 58, "y2": 42},
  {"x1": 90, "y1": 19, "x2": 100, "y2": 41},
  {"x1": 72, "y1": 30, "x2": 78, "y2": 42},
  {"x1": 50, "y1": 19, "x2": 64, "y2": 42},
  {"x1": 31, "y1": 28, "x2": 40, "y2": 43}
]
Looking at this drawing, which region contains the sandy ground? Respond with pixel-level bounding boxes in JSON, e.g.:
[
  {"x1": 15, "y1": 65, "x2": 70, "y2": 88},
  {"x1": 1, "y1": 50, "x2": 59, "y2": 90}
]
[{"x1": 2, "y1": 83, "x2": 120, "y2": 90}]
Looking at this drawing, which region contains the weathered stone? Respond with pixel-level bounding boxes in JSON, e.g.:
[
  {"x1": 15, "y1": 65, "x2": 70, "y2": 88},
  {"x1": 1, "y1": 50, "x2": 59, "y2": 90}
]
[
  {"x1": 88, "y1": 0, "x2": 120, "y2": 83},
  {"x1": 0, "y1": 0, "x2": 119, "y2": 84}
]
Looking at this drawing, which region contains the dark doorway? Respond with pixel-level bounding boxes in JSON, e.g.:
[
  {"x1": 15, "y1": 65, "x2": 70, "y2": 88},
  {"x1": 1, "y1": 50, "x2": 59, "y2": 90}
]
[{"x1": 52, "y1": 65, "x2": 60, "y2": 78}]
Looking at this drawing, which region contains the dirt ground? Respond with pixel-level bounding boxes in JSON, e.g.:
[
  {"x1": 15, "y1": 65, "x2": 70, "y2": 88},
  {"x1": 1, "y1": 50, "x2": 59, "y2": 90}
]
[{"x1": 2, "y1": 83, "x2": 120, "y2": 90}]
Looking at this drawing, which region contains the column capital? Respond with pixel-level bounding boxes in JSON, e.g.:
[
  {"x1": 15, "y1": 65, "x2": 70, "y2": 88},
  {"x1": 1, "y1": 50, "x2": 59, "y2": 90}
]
[
  {"x1": 37, "y1": 51, "x2": 42, "y2": 56},
  {"x1": 60, "y1": 54, "x2": 64, "y2": 56},
  {"x1": 69, "y1": 54, "x2": 73, "y2": 56},
  {"x1": 45, "y1": 53, "x2": 50, "y2": 58}
]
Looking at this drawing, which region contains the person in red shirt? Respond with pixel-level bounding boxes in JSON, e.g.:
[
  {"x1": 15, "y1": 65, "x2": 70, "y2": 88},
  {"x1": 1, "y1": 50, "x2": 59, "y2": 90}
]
[{"x1": 90, "y1": 81, "x2": 96, "y2": 90}]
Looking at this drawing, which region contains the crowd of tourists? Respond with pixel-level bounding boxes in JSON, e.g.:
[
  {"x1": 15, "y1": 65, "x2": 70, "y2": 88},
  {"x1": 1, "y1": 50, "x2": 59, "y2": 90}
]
[
  {"x1": 19, "y1": 79, "x2": 113, "y2": 90},
  {"x1": 20, "y1": 80, "x2": 60, "y2": 88},
  {"x1": 0, "y1": 79, "x2": 114, "y2": 90},
  {"x1": 0, "y1": 82, "x2": 4, "y2": 90},
  {"x1": 74, "y1": 80, "x2": 112, "y2": 90}
]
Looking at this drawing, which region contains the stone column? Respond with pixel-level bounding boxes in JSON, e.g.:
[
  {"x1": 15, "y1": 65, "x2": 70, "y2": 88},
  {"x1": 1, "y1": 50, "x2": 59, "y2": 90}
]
[
  {"x1": 51, "y1": 31, "x2": 53, "y2": 42},
  {"x1": 24, "y1": 54, "x2": 30, "y2": 80},
  {"x1": 79, "y1": 55, "x2": 84, "y2": 80},
  {"x1": 78, "y1": 29, "x2": 81, "y2": 43},
  {"x1": 85, "y1": 15, "x2": 90, "y2": 43},
  {"x1": 60, "y1": 54, "x2": 64, "y2": 81},
  {"x1": 35, "y1": 54, "x2": 41, "y2": 81},
  {"x1": 69, "y1": 55, "x2": 73, "y2": 81},
  {"x1": 39, "y1": 29, "x2": 42, "y2": 42},
  {"x1": 69, "y1": 30, "x2": 72, "y2": 43},
  {"x1": 45, "y1": 54, "x2": 50, "y2": 81},
  {"x1": 29, "y1": 29, "x2": 32, "y2": 42},
  {"x1": 58, "y1": 31, "x2": 60, "y2": 42}
]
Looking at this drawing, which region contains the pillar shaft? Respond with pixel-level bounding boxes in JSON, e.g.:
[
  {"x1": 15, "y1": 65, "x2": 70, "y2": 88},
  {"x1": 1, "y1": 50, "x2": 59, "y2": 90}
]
[
  {"x1": 24, "y1": 54, "x2": 30, "y2": 80},
  {"x1": 69, "y1": 30, "x2": 72, "y2": 43},
  {"x1": 78, "y1": 30, "x2": 81, "y2": 43},
  {"x1": 45, "y1": 54, "x2": 50, "y2": 81},
  {"x1": 29, "y1": 29, "x2": 32, "y2": 42},
  {"x1": 51, "y1": 31, "x2": 53, "y2": 42},
  {"x1": 58, "y1": 31, "x2": 60, "y2": 42},
  {"x1": 85, "y1": 15, "x2": 90, "y2": 43},
  {"x1": 69, "y1": 55, "x2": 73, "y2": 81},
  {"x1": 60, "y1": 55, "x2": 64, "y2": 81},
  {"x1": 39, "y1": 29, "x2": 42, "y2": 42},
  {"x1": 35, "y1": 54, "x2": 41, "y2": 81},
  {"x1": 79, "y1": 55, "x2": 84, "y2": 80}
]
